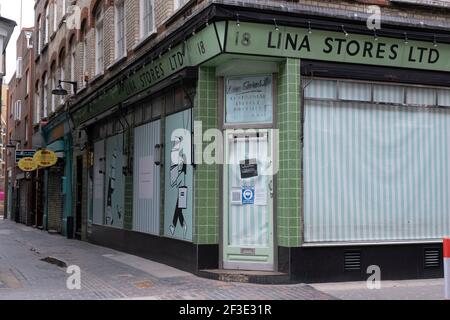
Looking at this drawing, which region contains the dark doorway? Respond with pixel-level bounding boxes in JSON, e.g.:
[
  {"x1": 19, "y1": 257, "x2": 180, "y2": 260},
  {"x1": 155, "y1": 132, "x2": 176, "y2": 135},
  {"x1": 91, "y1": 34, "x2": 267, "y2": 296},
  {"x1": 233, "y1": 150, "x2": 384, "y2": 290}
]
[
  {"x1": 75, "y1": 156, "x2": 83, "y2": 240},
  {"x1": 34, "y1": 171, "x2": 44, "y2": 229}
]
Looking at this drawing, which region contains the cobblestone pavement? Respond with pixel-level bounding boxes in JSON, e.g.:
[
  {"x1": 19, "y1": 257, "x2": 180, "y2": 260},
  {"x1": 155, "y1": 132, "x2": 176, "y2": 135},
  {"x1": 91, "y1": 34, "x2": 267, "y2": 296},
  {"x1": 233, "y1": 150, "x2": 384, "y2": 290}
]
[{"x1": 0, "y1": 218, "x2": 335, "y2": 300}]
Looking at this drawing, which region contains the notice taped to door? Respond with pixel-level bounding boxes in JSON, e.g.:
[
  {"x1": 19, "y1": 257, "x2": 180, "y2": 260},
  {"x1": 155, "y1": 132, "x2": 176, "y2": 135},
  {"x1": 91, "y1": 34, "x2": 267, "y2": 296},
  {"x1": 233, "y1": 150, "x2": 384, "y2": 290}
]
[{"x1": 240, "y1": 159, "x2": 258, "y2": 179}]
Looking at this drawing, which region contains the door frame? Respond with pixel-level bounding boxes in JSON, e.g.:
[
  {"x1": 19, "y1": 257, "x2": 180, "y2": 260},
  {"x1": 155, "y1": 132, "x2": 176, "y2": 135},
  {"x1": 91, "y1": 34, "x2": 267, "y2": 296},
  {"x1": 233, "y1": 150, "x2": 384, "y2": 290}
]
[{"x1": 218, "y1": 74, "x2": 279, "y2": 271}]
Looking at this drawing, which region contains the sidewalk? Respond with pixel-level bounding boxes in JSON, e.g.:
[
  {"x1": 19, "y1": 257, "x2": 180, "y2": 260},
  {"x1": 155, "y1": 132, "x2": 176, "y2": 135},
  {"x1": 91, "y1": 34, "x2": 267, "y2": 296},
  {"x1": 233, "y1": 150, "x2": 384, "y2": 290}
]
[
  {"x1": 0, "y1": 219, "x2": 334, "y2": 300},
  {"x1": 311, "y1": 279, "x2": 445, "y2": 300}
]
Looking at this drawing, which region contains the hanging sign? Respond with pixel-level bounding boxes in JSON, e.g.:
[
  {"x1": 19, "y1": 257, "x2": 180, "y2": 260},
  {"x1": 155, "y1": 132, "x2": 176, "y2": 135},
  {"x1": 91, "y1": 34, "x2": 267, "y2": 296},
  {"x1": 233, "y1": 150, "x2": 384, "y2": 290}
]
[
  {"x1": 18, "y1": 157, "x2": 38, "y2": 172},
  {"x1": 33, "y1": 149, "x2": 58, "y2": 167}
]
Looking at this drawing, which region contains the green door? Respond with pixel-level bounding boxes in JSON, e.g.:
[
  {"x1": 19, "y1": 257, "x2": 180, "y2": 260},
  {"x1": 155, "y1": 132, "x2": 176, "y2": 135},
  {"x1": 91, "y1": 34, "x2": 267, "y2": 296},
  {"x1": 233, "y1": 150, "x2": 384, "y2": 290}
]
[{"x1": 223, "y1": 129, "x2": 275, "y2": 271}]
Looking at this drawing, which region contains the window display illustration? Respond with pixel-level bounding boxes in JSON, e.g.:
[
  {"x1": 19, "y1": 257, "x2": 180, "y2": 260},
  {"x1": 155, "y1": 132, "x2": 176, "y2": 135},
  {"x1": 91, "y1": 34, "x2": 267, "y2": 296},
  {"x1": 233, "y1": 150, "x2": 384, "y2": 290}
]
[
  {"x1": 104, "y1": 134, "x2": 125, "y2": 229},
  {"x1": 164, "y1": 110, "x2": 193, "y2": 241}
]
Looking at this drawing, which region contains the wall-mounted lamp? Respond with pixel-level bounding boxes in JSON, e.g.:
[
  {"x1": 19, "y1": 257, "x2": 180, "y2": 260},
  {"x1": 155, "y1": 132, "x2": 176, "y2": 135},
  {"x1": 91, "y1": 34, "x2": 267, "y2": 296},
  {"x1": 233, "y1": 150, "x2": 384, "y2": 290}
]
[
  {"x1": 52, "y1": 80, "x2": 78, "y2": 96},
  {"x1": 6, "y1": 139, "x2": 21, "y2": 149},
  {"x1": 154, "y1": 144, "x2": 163, "y2": 166}
]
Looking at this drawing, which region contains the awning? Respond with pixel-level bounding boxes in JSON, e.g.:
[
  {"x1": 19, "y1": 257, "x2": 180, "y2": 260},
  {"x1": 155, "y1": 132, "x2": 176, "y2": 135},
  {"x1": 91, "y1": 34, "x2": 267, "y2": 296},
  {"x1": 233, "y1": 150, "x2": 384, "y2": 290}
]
[{"x1": 46, "y1": 139, "x2": 65, "y2": 153}]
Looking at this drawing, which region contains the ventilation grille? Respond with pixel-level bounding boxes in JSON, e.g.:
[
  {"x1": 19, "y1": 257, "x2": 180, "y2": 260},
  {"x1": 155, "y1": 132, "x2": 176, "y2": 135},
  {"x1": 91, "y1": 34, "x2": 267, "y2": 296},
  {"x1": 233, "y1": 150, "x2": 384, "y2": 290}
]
[
  {"x1": 344, "y1": 250, "x2": 361, "y2": 272},
  {"x1": 424, "y1": 248, "x2": 441, "y2": 269}
]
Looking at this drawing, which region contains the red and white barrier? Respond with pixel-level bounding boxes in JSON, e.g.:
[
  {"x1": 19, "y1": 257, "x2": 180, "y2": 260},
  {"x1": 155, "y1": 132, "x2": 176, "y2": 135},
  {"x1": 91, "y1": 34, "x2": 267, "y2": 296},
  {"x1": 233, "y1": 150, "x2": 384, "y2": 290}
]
[{"x1": 445, "y1": 238, "x2": 450, "y2": 300}]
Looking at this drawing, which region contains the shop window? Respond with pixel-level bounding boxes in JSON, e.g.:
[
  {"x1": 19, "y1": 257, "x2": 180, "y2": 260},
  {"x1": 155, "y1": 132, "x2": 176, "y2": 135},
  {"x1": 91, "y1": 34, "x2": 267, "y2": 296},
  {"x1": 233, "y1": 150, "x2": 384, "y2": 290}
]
[
  {"x1": 304, "y1": 79, "x2": 337, "y2": 100},
  {"x1": 339, "y1": 81, "x2": 371, "y2": 102},
  {"x1": 438, "y1": 90, "x2": 450, "y2": 107},
  {"x1": 373, "y1": 84, "x2": 404, "y2": 104},
  {"x1": 406, "y1": 87, "x2": 436, "y2": 106},
  {"x1": 225, "y1": 75, "x2": 274, "y2": 125}
]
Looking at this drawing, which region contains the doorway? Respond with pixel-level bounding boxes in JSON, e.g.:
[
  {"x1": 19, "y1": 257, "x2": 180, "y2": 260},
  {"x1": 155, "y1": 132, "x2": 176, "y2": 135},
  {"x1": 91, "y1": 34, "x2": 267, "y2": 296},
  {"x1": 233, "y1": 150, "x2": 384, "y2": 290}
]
[
  {"x1": 223, "y1": 129, "x2": 275, "y2": 271},
  {"x1": 75, "y1": 156, "x2": 83, "y2": 239}
]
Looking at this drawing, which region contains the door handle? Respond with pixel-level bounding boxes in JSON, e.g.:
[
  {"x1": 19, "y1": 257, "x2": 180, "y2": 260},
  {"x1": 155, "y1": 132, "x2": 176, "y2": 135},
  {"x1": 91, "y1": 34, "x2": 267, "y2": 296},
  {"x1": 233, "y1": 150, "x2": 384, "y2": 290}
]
[{"x1": 269, "y1": 180, "x2": 274, "y2": 198}]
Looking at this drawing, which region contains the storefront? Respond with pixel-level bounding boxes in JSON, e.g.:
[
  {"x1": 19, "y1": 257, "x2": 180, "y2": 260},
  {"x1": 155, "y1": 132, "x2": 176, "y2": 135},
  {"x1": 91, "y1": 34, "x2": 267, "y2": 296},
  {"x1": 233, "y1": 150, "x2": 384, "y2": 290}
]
[{"x1": 71, "y1": 4, "x2": 450, "y2": 281}]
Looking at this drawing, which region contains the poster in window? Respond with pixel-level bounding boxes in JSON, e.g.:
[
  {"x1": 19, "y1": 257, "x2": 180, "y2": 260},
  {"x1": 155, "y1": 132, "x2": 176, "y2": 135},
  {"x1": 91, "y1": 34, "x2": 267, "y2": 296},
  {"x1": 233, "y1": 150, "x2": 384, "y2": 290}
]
[{"x1": 225, "y1": 75, "x2": 273, "y2": 124}]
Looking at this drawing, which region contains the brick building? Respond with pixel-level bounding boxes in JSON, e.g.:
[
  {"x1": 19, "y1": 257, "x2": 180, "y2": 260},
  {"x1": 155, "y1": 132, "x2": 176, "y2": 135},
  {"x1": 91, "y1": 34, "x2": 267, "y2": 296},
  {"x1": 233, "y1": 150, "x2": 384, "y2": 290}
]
[
  {"x1": 20, "y1": 0, "x2": 450, "y2": 282},
  {"x1": 6, "y1": 29, "x2": 35, "y2": 225}
]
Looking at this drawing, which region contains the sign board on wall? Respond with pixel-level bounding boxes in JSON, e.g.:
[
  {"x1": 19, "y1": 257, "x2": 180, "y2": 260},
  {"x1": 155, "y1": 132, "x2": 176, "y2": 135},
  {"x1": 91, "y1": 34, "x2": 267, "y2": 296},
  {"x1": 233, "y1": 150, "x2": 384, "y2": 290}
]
[
  {"x1": 33, "y1": 150, "x2": 58, "y2": 167},
  {"x1": 224, "y1": 22, "x2": 450, "y2": 72},
  {"x1": 225, "y1": 75, "x2": 273, "y2": 124},
  {"x1": 15, "y1": 149, "x2": 36, "y2": 163}
]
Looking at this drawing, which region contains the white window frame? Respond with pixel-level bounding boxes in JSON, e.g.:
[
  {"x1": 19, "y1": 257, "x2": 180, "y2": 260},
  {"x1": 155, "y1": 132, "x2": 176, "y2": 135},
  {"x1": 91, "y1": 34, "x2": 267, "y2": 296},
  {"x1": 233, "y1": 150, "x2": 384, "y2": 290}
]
[
  {"x1": 115, "y1": 0, "x2": 126, "y2": 59},
  {"x1": 174, "y1": 0, "x2": 188, "y2": 11},
  {"x1": 37, "y1": 16, "x2": 42, "y2": 53},
  {"x1": 70, "y1": 43, "x2": 76, "y2": 91},
  {"x1": 95, "y1": 6, "x2": 104, "y2": 75},
  {"x1": 16, "y1": 57, "x2": 23, "y2": 79},
  {"x1": 14, "y1": 100, "x2": 22, "y2": 121},
  {"x1": 43, "y1": 74, "x2": 48, "y2": 118},
  {"x1": 25, "y1": 69, "x2": 30, "y2": 96},
  {"x1": 45, "y1": 5, "x2": 49, "y2": 45},
  {"x1": 53, "y1": 1, "x2": 58, "y2": 32},
  {"x1": 140, "y1": 0, "x2": 155, "y2": 39},
  {"x1": 35, "y1": 84, "x2": 41, "y2": 124}
]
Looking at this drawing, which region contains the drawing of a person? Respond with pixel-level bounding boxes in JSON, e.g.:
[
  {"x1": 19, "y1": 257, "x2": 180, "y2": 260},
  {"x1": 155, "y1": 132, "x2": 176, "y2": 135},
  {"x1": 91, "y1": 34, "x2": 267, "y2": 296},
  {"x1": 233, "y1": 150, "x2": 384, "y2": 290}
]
[{"x1": 169, "y1": 135, "x2": 188, "y2": 238}]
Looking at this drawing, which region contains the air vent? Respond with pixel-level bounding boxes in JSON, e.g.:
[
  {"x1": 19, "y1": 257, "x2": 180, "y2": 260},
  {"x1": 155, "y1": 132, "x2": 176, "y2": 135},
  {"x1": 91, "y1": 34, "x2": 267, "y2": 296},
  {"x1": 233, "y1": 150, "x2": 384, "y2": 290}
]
[
  {"x1": 424, "y1": 248, "x2": 441, "y2": 269},
  {"x1": 344, "y1": 250, "x2": 361, "y2": 272}
]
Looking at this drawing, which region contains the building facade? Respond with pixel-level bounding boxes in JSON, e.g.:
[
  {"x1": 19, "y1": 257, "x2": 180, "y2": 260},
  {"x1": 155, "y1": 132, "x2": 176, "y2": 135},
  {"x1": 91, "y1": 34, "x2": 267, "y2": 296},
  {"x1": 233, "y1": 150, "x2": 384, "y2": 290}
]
[
  {"x1": 21, "y1": 0, "x2": 450, "y2": 282},
  {"x1": 6, "y1": 29, "x2": 34, "y2": 225}
]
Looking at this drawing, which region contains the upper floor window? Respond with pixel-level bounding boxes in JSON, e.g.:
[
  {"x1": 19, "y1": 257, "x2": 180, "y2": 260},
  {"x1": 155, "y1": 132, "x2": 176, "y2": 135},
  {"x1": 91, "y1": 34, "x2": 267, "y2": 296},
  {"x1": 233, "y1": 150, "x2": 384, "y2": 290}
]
[
  {"x1": 37, "y1": 16, "x2": 42, "y2": 53},
  {"x1": 95, "y1": 6, "x2": 104, "y2": 75},
  {"x1": 174, "y1": 0, "x2": 188, "y2": 11},
  {"x1": 81, "y1": 21, "x2": 88, "y2": 87},
  {"x1": 140, "y1": 0, "x2": 155, "y2": 39},
  {"x1": 16, "y1": 57, "x2": 23, "y2": 79},
  {"x1": 44, "y1": 4, "x2": 49, "y2": 45},
  {"x1": 35, "y1": 82, "x2": 41, "y2": 124},
  {"x1": 43, "y1": 73, "x2": 48, "y2": 118},
  {"x1": 115, "y1": 0, "x2": 126, "y2": 59},
  {"x1": 25, "y1": 70, "x2": 30, "y2": 96},
  {"x1": 14, "y1": 100, "x2": 22, "y2": 121},
  {"x1": 53, "y1": 1, "x2": 58, "y2": 33}
]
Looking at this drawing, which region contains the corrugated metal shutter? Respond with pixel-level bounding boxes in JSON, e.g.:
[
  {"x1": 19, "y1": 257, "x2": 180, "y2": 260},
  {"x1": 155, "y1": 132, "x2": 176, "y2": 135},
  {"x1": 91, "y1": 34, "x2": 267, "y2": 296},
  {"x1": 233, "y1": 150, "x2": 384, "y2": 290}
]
[
  {"x1": 133, "y1": 120, "x2": 161, "y2": 235},
  {"x1": 304, "y1": 80, "x2": 450, "y2": 242}
]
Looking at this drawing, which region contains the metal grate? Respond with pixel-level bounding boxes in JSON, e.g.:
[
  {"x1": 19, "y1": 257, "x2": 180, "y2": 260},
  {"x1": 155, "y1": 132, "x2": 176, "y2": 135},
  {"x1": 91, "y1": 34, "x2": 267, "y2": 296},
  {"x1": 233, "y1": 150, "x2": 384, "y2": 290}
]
[
  {"x1": 424, "y1": 248, "x2": 441, "y2": 268},
  {"x1": 344, "y1": 250, "x2": 361, "y2": 272}
]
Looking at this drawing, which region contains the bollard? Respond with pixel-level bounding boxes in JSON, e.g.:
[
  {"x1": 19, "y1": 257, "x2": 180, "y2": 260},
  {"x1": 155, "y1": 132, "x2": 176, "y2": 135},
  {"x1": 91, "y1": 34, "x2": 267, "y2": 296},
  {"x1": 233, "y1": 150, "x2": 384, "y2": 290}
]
[{"x1": 445, "y1": 238, "x2": 450, "y2": 300}]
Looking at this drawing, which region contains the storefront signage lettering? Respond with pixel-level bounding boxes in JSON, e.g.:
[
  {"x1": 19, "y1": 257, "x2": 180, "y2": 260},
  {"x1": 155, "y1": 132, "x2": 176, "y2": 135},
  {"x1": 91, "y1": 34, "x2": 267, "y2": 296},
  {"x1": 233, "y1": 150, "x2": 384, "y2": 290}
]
[
  {"x1": 73, "y1": 24, "x2": 222, "y2": 126},
  {"x1": 226, "y1": 22, "x2": 450, "y2": 72}
]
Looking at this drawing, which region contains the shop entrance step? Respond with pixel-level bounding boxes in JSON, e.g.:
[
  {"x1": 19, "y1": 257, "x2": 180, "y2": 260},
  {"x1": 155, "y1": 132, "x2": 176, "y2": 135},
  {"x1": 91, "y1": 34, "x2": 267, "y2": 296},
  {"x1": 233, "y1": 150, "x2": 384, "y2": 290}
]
[{"x1": 198, "y1": 269, "x2": 291, "y2": 285}]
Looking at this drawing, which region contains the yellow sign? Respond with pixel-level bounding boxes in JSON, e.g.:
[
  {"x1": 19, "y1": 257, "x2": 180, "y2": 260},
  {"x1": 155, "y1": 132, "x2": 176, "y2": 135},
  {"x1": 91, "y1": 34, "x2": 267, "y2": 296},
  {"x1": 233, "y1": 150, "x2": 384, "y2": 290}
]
[
  {"x1": 18, "y1": 157, "x2": 38, "y2": 172},
  {"x1": 33, "y1": 149, "x2": 58, "y2": 167}
]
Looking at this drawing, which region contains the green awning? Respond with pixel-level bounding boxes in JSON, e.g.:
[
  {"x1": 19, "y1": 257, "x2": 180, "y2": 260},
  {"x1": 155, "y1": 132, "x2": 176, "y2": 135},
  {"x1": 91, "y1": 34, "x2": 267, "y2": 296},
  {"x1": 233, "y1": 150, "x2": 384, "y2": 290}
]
[{"x1": 46, "y1": 139, "x2": 65, "y2": 153}]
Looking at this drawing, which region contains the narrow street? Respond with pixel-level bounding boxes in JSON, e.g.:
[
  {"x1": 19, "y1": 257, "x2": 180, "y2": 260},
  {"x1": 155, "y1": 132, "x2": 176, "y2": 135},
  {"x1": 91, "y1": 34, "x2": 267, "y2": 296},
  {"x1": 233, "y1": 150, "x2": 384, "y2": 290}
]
[
  {"x1": 0, "y1": 217, "x2": 446, "y2": 300},
  {"x1": 0, "y1": 217, "x2": 335, "y2": 300}
]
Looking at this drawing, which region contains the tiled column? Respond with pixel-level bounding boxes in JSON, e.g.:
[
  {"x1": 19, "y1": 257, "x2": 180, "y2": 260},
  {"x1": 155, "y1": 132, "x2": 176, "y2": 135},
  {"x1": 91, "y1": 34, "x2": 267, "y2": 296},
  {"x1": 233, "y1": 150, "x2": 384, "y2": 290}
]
[
  {"x1": 277, "y1": 58, "x2": 302, "y2": 247},
  {"x1": 193, "y1": 67, "x2": 220, "y2": 245}
]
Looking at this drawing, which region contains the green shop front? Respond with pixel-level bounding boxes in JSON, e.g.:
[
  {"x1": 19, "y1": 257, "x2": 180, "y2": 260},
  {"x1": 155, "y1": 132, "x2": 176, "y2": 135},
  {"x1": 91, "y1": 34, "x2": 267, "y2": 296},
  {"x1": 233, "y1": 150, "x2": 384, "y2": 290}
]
[{"x1": 71, "y1": 4, "x2": 450, "y2": 281}]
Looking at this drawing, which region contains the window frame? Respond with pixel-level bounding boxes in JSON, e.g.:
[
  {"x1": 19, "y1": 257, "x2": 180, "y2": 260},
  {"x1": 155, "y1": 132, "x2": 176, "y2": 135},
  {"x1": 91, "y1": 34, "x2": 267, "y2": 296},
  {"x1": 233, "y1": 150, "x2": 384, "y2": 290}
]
[
  {"x1": 115, "y1": 0, "x2": 126, "y2": 59},
  {"x1": 95, "y1": 6, "x2": 104, "y2": 75},
  {"x1": 140, "y1": 0, "x2": 155, "y2": 40}
]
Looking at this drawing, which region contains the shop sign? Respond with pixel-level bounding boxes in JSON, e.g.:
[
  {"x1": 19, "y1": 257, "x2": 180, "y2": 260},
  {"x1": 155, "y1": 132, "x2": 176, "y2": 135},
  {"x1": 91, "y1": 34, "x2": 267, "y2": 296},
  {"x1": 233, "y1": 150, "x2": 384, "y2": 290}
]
[
  {"x1": 33, "y1": 149, "x2": 58, "y2": 167},
  {"x1": 15, "y1": 149, "x2": 36, "y2": 163},
  {"x1": 225, "y1": 75, "x2": 273, "y2": 124},
  {"x1": 73, "y1": 23, "x2": 223, "y2": 126},
  {"x1": 225, "y1": 22, "x2": 450, "y2": 73},
  {"x1": 18, "y1": 157, "x2": 38, "y2": 172}
]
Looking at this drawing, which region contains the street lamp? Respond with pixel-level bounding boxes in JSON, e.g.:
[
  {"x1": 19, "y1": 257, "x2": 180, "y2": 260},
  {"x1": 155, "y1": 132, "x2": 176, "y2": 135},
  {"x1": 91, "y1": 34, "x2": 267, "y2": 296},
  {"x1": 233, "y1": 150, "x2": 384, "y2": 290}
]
[{"x1": 52, "y1": 80, "x2": 78, "y2": 96}]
